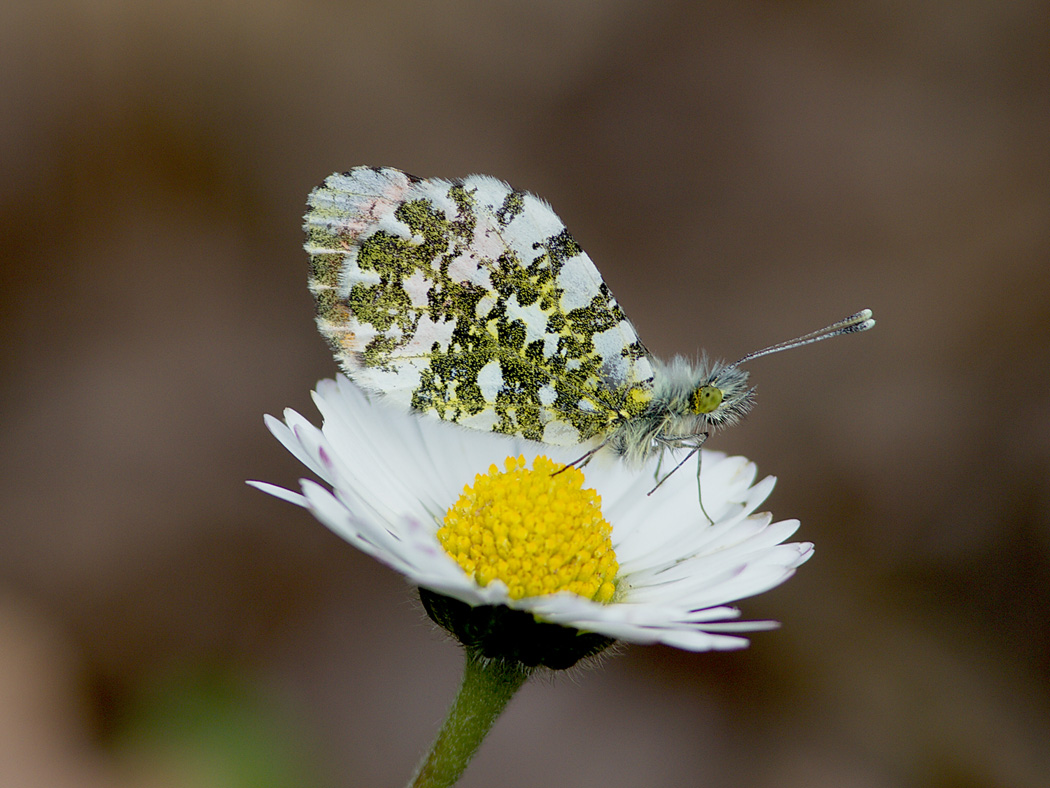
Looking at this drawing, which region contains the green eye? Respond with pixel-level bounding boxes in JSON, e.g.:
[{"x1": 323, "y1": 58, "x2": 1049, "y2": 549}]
[{"x1": 692, "y1": 385, "x2": 723, "y2": 414}]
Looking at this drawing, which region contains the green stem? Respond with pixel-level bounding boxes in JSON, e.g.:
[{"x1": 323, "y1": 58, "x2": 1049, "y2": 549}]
[{"x1": 406, "y1": 649, "x2": 533, "y2": 788}]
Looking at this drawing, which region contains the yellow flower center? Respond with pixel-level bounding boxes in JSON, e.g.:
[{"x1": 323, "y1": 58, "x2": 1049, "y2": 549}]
[{"x1": 437, "y1": 455, "x2": 619, "y2": 604}]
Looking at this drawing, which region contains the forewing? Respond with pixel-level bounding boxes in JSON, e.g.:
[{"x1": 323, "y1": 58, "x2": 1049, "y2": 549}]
[{"x1": 304, "y1": 166, "x2": 655, "y2": 445}]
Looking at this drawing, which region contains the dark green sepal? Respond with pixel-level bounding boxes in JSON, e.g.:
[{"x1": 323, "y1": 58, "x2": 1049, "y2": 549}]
[{"x1": 419, "y1": 588, "x2": 615, "y2": 670}]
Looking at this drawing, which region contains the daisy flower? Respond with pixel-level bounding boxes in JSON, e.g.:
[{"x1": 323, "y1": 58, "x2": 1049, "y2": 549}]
[{"x1": 250, "y1": 375, "x2": 812, "y2": 657}]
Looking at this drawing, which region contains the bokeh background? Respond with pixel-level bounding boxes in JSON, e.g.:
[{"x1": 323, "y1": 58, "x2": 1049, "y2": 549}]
[{"x1": 2, "y1": 2, "x2": 1049, "y2": 786}]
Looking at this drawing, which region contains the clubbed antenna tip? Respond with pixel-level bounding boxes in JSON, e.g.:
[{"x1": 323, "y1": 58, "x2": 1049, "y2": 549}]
[{"x1": 729, "y1": 309, "x2": 875, "y2": 368}]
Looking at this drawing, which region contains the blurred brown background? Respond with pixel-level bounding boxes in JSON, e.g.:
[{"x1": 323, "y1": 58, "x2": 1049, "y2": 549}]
[{"x1": 2, "y1": 2, "x2": 1048, "y2": 787}]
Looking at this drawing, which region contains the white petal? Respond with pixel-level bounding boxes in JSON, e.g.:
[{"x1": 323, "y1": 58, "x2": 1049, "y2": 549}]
[
  {"x1": 263, "y1": 412, "x2": 327, "y2": 481},
  {"x1": 246, "y1": 480, "x2": 308, "y2": 507}
]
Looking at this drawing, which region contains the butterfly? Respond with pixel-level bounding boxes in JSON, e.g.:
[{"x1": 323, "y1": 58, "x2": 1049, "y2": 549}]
[{"x1": 304, "y1": 166, "x2": 873, "y2": 492}]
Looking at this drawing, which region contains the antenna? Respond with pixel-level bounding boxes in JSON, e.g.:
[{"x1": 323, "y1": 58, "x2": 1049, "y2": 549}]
[{"x1": 727, "y1": 309, "x2": 875, "y2": 368}]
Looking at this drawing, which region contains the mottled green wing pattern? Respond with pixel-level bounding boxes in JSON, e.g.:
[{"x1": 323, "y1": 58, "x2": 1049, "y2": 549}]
[{"x1": 304, "y1": 166, "x2": 655, "y2": 446}]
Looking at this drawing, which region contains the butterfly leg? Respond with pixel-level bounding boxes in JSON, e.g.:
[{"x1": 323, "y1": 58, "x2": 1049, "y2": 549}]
[
  {"x1": 693, "y1": 447, "x2": 714, "y2": 524},
  {"x1": 554, "y1": 437, "x2": 611, "y2": 476},
  {"x1": 647, "y1": 430, "x2": 708, "y2": 491},
  {"x1": 647, "y1": 446, "x2": 698, "y2": 495},
  {"x1": 647, "y1": 433, "x2": 713, "y2": 522}
]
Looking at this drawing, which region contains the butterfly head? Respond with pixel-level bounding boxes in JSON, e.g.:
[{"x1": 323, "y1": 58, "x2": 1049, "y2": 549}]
[{"x1": 691, "y1": 362, "x2": 754, "y2": 427}]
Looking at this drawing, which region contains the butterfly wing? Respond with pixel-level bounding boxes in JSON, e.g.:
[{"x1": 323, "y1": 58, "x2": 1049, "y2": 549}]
[{"x1": 304, "y1": 166, "x2": 654, "y2": 446}]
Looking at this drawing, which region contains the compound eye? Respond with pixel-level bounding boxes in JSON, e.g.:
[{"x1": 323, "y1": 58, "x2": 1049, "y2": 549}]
[{"x1": 692, "y1": 385, "x2": 723, "y2": 414}]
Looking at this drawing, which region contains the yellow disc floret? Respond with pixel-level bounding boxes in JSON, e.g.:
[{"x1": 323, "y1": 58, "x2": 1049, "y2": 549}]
[{"x1": 437, "y1": 455, "x2": 619, "y2": 604}]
